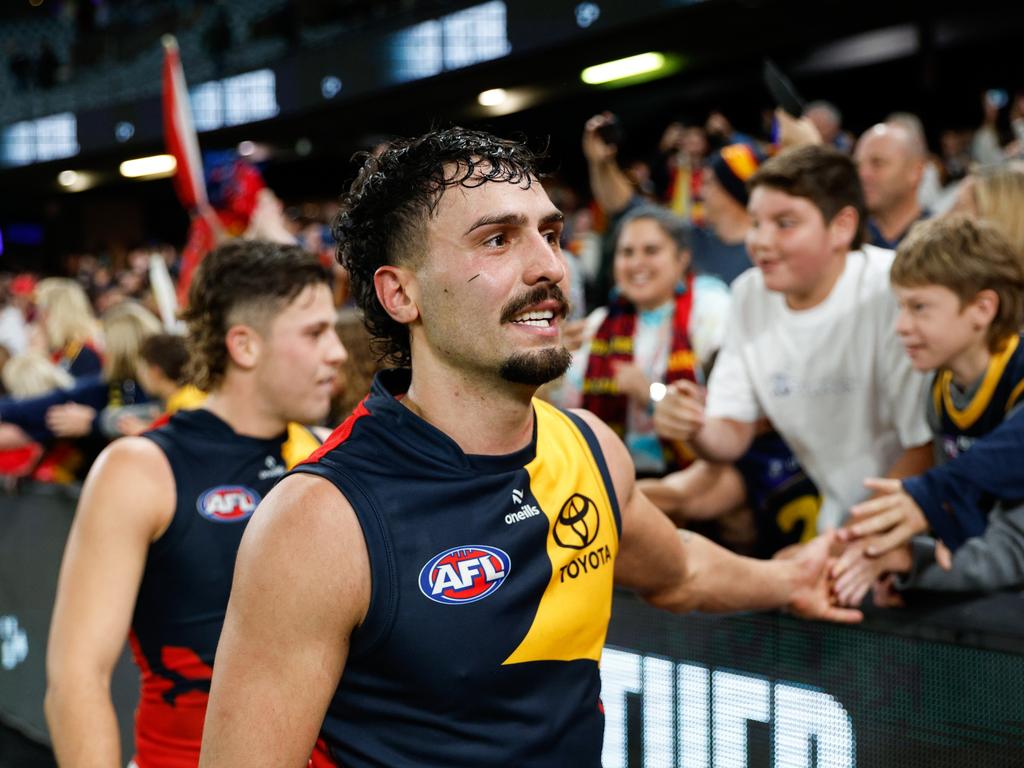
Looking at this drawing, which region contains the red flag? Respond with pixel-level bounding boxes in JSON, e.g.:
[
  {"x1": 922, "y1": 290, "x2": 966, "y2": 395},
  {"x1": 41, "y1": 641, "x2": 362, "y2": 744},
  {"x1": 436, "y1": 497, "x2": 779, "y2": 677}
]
[{"x1": 162, "y1": 35, "x2": 207, "y2": 211}]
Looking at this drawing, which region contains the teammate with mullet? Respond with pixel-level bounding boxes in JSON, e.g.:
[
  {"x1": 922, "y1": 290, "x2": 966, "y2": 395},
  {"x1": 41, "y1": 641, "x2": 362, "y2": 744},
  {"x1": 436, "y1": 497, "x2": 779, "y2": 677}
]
[{"x1": 45, "y1": 241, "x2": 346, "y2": 768}]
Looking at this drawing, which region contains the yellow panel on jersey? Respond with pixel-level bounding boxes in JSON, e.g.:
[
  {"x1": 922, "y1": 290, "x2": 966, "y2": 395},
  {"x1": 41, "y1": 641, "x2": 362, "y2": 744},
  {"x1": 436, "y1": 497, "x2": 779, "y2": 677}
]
[
  {"x1": 504, "y1": 401, "x2": 620, "y2": 665},
  {"x1": 283, "y1": 423, "x2": 323, "y2": 469}
]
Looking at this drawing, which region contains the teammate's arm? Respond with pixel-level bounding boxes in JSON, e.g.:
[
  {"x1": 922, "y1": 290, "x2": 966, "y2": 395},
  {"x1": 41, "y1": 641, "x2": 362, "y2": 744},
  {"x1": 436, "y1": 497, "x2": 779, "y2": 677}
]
[
  {"x1": 45, "y1": 438, "x2": 175, "y2": 768},
  {"x1": 574, "y1": 411, "x2": 860, "y2": 622},
  {"x1": 199, "y1": 473, "x2": 370, "y2": 768}
]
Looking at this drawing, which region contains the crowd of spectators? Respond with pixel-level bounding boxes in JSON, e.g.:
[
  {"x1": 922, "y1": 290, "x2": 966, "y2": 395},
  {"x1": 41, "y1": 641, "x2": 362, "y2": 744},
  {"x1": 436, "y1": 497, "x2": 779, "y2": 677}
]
[{"x1": 1, "y1": 83, "x2": 1022, "y2": 614}]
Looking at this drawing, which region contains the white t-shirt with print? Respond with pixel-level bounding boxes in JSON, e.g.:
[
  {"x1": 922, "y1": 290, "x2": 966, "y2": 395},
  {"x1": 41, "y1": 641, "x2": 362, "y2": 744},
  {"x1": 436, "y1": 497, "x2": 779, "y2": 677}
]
[{"x1": 706, "y1": 246, "x2": 931, "y2": 530}]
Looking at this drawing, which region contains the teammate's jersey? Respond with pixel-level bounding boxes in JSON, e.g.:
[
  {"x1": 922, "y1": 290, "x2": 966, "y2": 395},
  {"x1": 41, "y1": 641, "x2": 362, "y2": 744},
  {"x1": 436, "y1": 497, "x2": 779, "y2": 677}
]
[
  {"x1": 130, "y1": 409, "x2": 320, "y2": 768},
  {"x1": 295, "y1": 369, "x2": 622, "y2": 768},
  {"x1": 931, "y1": 333, "x2": 1024, "y2": 462}
]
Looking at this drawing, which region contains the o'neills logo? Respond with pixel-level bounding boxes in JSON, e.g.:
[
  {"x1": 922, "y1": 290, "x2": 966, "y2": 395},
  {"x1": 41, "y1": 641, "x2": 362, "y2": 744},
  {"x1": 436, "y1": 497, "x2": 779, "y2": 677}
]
[
  {"x1": 553, "y1": 494, "x2": 599, "y2": 550},
  {"x1": 419, "y1": 545, "x2": 511, "y2": 605}
]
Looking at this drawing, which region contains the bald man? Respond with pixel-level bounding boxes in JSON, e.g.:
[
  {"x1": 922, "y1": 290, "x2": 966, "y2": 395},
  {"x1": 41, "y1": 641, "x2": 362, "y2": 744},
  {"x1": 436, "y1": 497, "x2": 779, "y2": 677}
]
[{"x1": 855, "y1": 122, "x2": 929, "y2": 249}]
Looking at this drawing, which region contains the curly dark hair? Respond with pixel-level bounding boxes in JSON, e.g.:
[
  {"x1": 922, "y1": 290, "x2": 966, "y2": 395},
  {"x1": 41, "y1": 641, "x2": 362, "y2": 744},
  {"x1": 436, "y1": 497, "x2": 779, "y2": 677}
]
[
  {"x1": 180, "y1": 239, "x2": 331, "y2": 390},
  {"x1": 333, "y1": 127, "x2": 545, "y2": 367}
]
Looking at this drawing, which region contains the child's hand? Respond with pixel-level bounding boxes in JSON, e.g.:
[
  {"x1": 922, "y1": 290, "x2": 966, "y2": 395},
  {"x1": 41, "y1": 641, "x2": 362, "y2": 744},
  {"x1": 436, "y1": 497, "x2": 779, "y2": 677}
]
[
  {"x1": 842, "y1": 478, "x2": 929, "y2": 556},
  {"x1": 832, "y1": 543, "x2": 913, "y2": 607}
]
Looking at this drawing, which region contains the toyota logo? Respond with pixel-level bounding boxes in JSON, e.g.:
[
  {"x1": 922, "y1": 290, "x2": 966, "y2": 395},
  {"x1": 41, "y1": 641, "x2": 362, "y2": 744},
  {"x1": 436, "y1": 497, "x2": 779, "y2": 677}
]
[{"x1": 554, "y1": 493, "x2": 600, "y2": 549}]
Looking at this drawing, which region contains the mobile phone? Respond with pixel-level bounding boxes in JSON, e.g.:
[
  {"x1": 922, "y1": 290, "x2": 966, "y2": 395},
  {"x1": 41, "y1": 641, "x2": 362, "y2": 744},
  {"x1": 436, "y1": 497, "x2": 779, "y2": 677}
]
[
  {"x1": 763, "y1": 59, "x2": 805, "y2": 118},
  {"x1": 595, "y1": 113, "x2": 624, "y2": 147}
]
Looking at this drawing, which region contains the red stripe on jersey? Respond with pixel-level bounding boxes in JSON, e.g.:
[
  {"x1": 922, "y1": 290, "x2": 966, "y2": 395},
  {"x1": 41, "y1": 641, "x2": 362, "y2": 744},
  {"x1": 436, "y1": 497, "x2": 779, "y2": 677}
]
[
  {"x1": 302, "y1": 398, "x2": 372, "y2": 465},
  {"x1": 308, "y1": 737, "x2": 341, "y2": 767}
]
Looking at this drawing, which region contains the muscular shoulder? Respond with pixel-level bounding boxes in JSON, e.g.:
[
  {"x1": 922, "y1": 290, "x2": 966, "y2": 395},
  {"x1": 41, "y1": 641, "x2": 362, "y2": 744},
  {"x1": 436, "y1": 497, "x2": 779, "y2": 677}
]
[
  {"x1": 241, "y1": 472, "x2": 371, "y2": 631},
  {"x1": 80, "y1": 436, "x2": 176, "y2": 540},
  {"x1": 569, "y1": 408, "x2": 636, "y2": 514}
]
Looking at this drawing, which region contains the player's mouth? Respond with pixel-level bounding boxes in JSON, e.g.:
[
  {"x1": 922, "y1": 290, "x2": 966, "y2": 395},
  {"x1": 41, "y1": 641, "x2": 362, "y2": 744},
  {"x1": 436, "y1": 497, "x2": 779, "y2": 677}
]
[
  {"x1": 509, "y1": 301, "x2": 562, "y2": 328},
  {"x1": 501, "y1": 286, "x2": 570, "y2": 331}
]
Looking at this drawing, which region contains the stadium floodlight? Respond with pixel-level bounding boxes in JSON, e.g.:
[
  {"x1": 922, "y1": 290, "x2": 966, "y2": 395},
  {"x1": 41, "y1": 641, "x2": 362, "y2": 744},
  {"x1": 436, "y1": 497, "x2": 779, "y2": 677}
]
[
  {"x1": 581, "y1": 52, "x2": 668, "y2": 85},
  {"x1": 119, "y1": 155, "x2": 177, "y2": 179},
  {"x1": 477, "y1": 88, "x2": 508, "y2": 106}
]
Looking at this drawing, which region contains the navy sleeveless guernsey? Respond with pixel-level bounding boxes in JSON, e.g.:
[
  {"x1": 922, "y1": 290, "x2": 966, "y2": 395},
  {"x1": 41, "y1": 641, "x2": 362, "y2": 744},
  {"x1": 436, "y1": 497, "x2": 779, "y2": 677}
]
[
  {"x1": 131, "y1": 408, "x2": 321, "y2": 768},
  {"x1": 930, "y1": 332, "x2": 1024, "y2": 462},
  {"x1": 295, "y1": 369, "x2": 622, "y2": 768}
]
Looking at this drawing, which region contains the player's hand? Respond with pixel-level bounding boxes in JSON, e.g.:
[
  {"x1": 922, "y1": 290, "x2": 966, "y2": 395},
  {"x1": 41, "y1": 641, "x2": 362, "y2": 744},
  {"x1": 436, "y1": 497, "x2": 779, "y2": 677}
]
[
  {"x1": 832, "y1": 543, "x2": 912, "y2": 608},
  {"x1": 652, "y1": 379, "x2": 705, "y2": 442},
  {"x1": 45, "y1": 402, "x2": 97, "y2": 438},
  {"x1": 786, "y1": 531, "x2": 863, "y2": 624},
  {"x1": 610, "y1": 361, "x2": 650, "y2": 404},
  {"x1": 842, "y1": 478, "x2": 929, "y2": 556}
]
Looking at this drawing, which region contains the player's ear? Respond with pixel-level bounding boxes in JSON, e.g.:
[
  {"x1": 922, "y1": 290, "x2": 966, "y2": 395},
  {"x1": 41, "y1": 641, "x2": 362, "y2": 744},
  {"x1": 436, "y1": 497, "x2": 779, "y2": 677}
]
[
  {"x1": 225, "y1": 323, "x2": 262, "y2": 371},
  {"x1": 374, "y1": 265, "x2": 420, "y2": 325}
]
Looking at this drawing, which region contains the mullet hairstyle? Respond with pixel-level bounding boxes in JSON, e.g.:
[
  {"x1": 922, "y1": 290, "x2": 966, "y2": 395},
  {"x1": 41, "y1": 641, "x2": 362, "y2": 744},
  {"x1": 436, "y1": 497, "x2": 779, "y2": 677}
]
[
  {"x1": 180, "y1": 240, "x2": 331, "y2": 390},
  {"x1": 333, "y1": 127, "x2": 546, "y2": 367},
  {"x1": 892, "y1": 214, "x2": 1024, "y2": 352},
  {"x1": 748, "y1": 144, "x2": 868, "y2": 250}
]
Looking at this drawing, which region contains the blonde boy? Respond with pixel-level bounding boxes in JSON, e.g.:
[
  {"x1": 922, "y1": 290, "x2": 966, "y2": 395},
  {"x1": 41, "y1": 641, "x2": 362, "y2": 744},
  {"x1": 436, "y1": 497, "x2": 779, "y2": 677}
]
[{"x1": 834, "y1": 215, "x2": 1024, "y2": 604}]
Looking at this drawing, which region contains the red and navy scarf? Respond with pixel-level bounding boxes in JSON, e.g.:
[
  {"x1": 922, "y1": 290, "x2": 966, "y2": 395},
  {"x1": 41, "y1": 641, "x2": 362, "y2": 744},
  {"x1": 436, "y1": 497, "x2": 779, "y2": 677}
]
[{"x1": 582, "y1": 273, "x2": 698, "y2": 471}]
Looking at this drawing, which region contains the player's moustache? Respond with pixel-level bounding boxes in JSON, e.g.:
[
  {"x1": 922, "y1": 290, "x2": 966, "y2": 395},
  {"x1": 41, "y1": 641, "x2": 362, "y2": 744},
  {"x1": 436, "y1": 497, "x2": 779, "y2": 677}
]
[{"x1": 499, "y1": 285, "x2": 570, "y2": 324}]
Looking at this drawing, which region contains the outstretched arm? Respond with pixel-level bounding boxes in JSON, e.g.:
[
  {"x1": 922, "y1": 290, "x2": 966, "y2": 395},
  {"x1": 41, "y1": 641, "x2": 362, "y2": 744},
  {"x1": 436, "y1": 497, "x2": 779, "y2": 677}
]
[
  {"x1": 45, "y1": 438, "x2": 174, "y2": 768},
  {"x1": 199, "y1": 473, "x2": 370, "y2": 768},
  {"x1": 574, "y1": 410, "x2": 860, "y2": 623}
]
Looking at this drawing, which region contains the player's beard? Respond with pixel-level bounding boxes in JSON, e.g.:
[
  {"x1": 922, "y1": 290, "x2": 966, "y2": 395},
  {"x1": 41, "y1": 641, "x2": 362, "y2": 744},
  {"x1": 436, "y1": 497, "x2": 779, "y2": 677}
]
[
  {"x1": 497, "y1": 283, "x2": 572, "y2": 385},
  {"x1": 499, "y1": 346, "x2": 572, "y2": 385}
]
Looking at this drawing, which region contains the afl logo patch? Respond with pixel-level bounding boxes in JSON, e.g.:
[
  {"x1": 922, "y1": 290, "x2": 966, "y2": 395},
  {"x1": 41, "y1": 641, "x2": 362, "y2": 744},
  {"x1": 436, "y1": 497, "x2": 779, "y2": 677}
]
[
  {"x1": 419, "y1": 546, "x2": 510, "y2": 605},
  {"x1": 197, "y1": 486, "x2": 261, "y2": 523}
]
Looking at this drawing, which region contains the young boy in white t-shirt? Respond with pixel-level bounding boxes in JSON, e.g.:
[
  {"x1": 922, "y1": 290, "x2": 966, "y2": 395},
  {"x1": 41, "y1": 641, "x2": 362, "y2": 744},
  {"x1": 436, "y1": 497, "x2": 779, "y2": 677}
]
[{"x1": 653, "y1": 144, "x2": 932, "y2": 531}]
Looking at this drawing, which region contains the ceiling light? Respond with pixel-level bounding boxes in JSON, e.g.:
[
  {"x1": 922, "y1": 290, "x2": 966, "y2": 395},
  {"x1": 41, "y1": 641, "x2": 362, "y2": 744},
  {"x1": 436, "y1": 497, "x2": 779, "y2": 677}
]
[
  {"x1": 119, "y1": 154, "x2": 177, "y2": 179},
  {"x1": 581, "y1": 52, "x2": 668, "y2": 85},
  {"x1": 477, "y1": 88, "x2": 508, "y2": 107},
  {"x1": 58, "y1": 170, "x2": 79, "y2": 187}
]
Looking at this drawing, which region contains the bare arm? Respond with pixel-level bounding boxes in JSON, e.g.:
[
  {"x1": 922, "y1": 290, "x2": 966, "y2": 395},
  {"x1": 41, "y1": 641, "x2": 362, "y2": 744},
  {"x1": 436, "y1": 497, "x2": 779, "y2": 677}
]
[
  {"x1": 45, "y1": 438, "x2": 174, "y2": 768},
  {"x1": 573, "y1": 410, "x2": 860, "y2": 622},
  {"x1": 199, "y1": 473, "x2": 370, "y2": 768},
  {"x1": 582, "y1": 114, "x2": 635, "y2": 215},
  {"x1": 885, "y1": 442, "x2": 932, "y2": 480},
  {"x1": 691, "y1": 417, "x2": 757, "y2": 463},
  {"x1": 636, "y1": 461, "x2": 746, "y2": 524}
]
